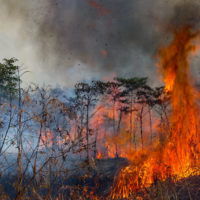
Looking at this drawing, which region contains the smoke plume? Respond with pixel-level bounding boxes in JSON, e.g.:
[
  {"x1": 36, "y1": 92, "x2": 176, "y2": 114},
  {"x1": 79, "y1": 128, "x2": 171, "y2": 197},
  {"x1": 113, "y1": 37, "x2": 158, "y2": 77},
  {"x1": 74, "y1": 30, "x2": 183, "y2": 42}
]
[{"x1": 0, "y1": 0, "x2": 200, "y2": 86}]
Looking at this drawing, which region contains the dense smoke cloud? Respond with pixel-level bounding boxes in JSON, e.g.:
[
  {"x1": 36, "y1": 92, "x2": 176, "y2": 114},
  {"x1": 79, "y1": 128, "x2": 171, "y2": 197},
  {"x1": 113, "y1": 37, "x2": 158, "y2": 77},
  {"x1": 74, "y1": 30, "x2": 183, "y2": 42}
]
[
  {"x1": 170, "y1": 1, "x2": 200, "y2": 29},
  {"x1": 0, "y1": 0, "x2": 200, "y2": 86}
]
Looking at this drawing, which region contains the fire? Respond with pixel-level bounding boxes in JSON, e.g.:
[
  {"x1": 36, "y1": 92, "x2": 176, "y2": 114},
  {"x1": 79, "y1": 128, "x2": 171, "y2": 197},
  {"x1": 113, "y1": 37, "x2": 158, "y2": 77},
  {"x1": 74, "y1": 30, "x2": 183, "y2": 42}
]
[
  {"x1": 111, "y1": 26, "x2": 200, "y2": 199},
  {"x1": 40, "y1": 131, "x2": 54, "y2": 147},
  {"x1": 36, "y1": 26, "x2": 200, "y2": 199}
]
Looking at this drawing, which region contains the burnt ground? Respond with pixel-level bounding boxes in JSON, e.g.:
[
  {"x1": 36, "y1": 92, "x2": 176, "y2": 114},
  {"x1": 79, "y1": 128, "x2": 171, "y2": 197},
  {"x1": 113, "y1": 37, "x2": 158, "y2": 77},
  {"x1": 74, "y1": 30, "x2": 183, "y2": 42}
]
[
  {"x1": 58, "y1": 158, "x2": 129, "y2": 198},
  {"x1": 0, "y1": 158, "x2": 129, "y2": 199},
  {"x1": 1, "y1": 158, "x2": 200, "y2": 199},
  {"x1": 47, "y1": 159, "x2": 200, "y2": 200}
]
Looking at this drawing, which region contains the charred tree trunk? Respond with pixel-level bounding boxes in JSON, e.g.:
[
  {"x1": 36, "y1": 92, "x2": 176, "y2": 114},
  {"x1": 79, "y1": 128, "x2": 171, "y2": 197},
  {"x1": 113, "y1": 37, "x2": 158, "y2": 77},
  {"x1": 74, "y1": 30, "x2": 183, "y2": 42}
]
[
  {"x1": 113, "y1": 100, "x2": 118, "y2": 158},
  {"x1": 16, "y1": 68, "x2": 23, "y2": 200},
  {"x1": 140, "y1": 106, "x2": 144, "y2": 150},
  {"x1": 94, "y1": 128, "x2": 98, "y2": 159},
  {"x1": 148, "y1": 106, "x2": 153, "y2": 144},
  {"x1": 86, "y1": 103, "x2": 89, "y2": 160},
  {"x1": 117, "y1": 110, "x2": 122, "y2": 133},
  {"x1": 16, "y1": 110, "x2": 23, "y2": 200}
]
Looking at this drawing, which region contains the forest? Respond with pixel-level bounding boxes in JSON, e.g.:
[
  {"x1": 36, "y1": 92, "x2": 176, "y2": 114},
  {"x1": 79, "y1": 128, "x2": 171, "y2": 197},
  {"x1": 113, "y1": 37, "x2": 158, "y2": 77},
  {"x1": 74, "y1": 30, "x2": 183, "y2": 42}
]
[
  {"x1": 0, "y1": 57, "x2": 173, "y2": 200},
  {"x1": 2, "y1": 0, "x2": 200, "y2": 199},
  {"x1": 1, "y1": 25, "x2": 200, "y2": 200}
]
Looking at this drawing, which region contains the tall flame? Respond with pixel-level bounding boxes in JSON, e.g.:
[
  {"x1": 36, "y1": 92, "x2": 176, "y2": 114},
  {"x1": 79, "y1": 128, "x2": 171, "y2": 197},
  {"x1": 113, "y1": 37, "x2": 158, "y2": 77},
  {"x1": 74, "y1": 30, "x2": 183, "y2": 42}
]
[{"x1": 111, "y1": 26, "x2": 200, "y2": 199}]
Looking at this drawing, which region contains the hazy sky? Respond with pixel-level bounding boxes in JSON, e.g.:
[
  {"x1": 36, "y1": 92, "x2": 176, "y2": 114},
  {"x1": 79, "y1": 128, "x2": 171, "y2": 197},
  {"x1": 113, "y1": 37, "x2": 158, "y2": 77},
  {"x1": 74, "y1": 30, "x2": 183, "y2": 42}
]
[{"x1": 0, "y1": 0, "x2": 200, "y2": 87}]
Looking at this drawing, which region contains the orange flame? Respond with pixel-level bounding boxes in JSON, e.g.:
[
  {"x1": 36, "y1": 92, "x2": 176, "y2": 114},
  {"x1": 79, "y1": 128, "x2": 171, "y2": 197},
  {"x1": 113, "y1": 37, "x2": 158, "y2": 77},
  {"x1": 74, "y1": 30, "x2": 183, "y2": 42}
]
[{"x1": 111, "y1": 26, "x2": 200, "y2": 199}]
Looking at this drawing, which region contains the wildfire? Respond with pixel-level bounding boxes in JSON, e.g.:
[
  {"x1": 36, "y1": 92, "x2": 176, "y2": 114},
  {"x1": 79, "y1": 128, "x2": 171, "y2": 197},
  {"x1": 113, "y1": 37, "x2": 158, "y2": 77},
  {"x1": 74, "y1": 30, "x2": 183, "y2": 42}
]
[
  {"x1": 111, "y1": 26, "x2": 200, "y2": 199},
  {"x1": 38, "y1": 25, "x2": 200, "y2": 200}
]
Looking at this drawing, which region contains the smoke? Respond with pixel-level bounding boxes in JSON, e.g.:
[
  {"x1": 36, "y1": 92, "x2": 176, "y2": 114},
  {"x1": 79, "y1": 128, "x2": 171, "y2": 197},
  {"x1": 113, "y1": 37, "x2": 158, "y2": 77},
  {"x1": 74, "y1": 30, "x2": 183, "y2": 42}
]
[
  {"x1": 0, "y1": 0, "x2": 200, "y2": 86},
  {"x1": 170, "y1": 1, "x2": 200, "y2": 29}
]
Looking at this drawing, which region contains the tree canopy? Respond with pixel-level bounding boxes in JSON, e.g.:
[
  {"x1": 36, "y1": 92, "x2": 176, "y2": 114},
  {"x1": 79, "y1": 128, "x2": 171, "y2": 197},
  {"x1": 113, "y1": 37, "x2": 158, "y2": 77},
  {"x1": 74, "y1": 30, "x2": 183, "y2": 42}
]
[{"x1": 0, "y1": 58, "x2": 20, "y2": 101}]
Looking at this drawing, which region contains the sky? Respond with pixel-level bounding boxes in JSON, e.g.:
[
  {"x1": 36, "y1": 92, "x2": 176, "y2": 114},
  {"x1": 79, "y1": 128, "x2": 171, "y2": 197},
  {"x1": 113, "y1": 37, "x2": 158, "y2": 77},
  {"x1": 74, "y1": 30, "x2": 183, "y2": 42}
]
[{"x1": 0, "y1": 0, "x2": 200, "y2": 88}]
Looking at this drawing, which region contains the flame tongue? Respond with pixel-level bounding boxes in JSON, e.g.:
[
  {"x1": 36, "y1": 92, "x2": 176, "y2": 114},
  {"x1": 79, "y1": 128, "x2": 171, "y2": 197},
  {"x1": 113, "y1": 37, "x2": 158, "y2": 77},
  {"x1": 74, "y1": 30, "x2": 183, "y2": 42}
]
[
  {"x1": 158, "y1": 26, "x2": 199, "y2": 93},
  {"x1": 111, "y1": 26, "x2": 200, "y2": 199},
  {"x1": 158, "y1": 26, "x2": 200, "y2": 172}
]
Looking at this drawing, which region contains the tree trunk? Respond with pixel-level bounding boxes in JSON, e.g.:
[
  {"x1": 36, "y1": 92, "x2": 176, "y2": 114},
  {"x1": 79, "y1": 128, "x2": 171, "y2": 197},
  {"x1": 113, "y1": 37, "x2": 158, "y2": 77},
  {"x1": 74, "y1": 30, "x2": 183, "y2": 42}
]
[
  {"x1": 94, "y1": 128, "x2": 98, "y2": 159},
  {"x1": 16, "y1": 110, "x2": 24, "y2": 200},
  {"x1": 16, "y1": 68, "x2": 23, "y2": 200},
  {"x1": 113, "y1": 101, "x2": 118, "y2": 158},
  {"x1": 140, "y1": 106, "x2": 144, "y2": 150},
  {"x1": 149, "y1": 106, "x2": 153, "y2": 144},
  {"x1": 86, "y1": 103, "x2": 89, "y2": 160}
]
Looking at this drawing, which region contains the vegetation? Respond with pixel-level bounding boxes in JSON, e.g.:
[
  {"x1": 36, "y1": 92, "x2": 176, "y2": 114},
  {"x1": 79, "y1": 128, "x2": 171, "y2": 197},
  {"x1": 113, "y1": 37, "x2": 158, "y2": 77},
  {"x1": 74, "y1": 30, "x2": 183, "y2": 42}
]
[
  {"x1": 0, "y1": 58, "x2": 20, "y2": 102},
  {"x1": 0, "y1": 58, "x2": 195, "y2": 200}
]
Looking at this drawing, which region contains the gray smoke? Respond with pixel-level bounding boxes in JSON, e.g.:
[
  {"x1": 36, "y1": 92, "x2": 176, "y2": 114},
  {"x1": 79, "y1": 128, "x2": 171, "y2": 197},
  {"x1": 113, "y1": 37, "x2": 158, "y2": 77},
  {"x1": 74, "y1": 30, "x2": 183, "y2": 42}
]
[
  {"x1": 0, "y1": 0, "x2": 200, "y2": 86},
  {"x1": 170, "y1": 1, "x2": 200, "y2": 29}
]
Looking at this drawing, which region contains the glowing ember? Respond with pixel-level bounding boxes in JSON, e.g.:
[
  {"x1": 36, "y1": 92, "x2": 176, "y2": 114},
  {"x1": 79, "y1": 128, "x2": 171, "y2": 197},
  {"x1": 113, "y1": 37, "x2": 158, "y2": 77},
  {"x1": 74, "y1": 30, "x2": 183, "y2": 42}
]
[
  {"x1": 111, "y1": 26, "x2": 200, "y2": 199},
  {"x1": 101, "y1": 49, "x2": 107, "y2": 57},
  {"x1": 87, "y1": 0, "x2": 110, "y2": 16}
]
